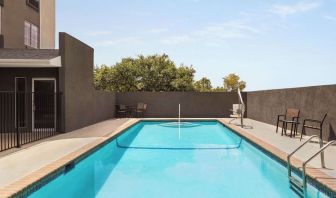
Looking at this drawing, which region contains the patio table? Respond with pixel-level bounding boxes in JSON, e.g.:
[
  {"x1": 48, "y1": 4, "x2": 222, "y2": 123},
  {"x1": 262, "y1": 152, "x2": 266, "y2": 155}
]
[{"x1": 282, "y1": 120, "x2": 300, "y2": 138}]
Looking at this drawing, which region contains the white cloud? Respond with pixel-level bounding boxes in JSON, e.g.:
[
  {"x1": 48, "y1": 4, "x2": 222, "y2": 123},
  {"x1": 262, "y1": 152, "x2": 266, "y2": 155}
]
[
  {"x1": 86, "y1": 30, "x2": 113, "y2": 36},
  {"x1": 269, "y1": 1, "x2": 321, "y2": 17},
  {"x1": 195, "y1": 21, "x2": 261, "y2": 39},
  {"x1": 323, "y1": 15, "x2": 336, "y2": 22},
  {"x1": 95, "y1": 37, "x2": 142, "y2": 46},
  {"x1": 160, "y1": 20, "x2": 261, "y2": 45}
]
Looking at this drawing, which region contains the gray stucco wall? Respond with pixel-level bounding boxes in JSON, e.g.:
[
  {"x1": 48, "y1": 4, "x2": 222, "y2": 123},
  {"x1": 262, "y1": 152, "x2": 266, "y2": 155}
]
[
  {"x1": 247, "y1": 85, "x2": 336, "y2": 141},
  {"x1": 93, "y1": 91, "x2": 116, "y2": 123},
  {"x1": 2, "y1": 0, "x2": 40, "y2": 48},
  {"x1": 116, "y1": 92, "x2": 246, "y2": 118},
  {"x1": 59, "y1": 33, "x2": 115, "y2": 132}
]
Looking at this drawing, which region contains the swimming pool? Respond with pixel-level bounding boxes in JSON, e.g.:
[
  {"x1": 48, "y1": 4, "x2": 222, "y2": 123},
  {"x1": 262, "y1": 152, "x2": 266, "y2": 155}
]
[{"x1": 29, "y1": 121, "x2": 328, "y2": 198}]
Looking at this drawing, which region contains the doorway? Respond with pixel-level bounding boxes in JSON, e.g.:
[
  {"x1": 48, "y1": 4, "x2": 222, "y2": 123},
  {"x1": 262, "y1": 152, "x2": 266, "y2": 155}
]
[{"x1": 32, "y1": 78, "x2": 56, "y2": 131}]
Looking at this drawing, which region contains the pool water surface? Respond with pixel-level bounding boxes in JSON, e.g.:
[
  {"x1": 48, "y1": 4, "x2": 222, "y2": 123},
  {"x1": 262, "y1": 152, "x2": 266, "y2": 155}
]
[{"x1": 29, "y1": 121, "x2": 328, "y2": 198}]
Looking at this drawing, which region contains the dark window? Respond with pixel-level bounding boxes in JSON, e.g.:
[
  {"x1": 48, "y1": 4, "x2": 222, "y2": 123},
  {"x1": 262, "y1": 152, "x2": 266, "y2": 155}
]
[
  {"x1": 15, "y1": 78, "x2": 27, "y2": 128},
  {"x1": 27, "y1": 0, "x2": 39, "y2": 10}
]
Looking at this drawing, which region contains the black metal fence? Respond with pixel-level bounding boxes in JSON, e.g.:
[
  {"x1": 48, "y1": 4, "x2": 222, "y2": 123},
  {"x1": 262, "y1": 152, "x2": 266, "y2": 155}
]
[{"x1": 0, "y1": 92, "x2": 62, "y2": 151}]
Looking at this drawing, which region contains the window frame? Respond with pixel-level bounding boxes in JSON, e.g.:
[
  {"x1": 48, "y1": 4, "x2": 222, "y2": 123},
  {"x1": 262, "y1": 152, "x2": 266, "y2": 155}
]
[
  {"x1": 26, "y1": 0, "x2": 39, "y2": 11},
  {"x1": 24, "y1": 20, "x2": 39, "y2": 49}
]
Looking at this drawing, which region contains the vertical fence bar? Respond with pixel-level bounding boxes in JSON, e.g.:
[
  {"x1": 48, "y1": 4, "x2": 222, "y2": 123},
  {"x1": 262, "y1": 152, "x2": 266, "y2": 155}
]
[
  {"x1": 8, "y1": 93, "x2": 11, "y2": 149},
  {"x1": 0, "y1": 92, "x2": 61, "y2": 152},
  {"x1": 0, "y1": 93, "x2": 3, "y2": 151},
  {"x1": 16, "y1": 92, "x2": 20, "y2": 148},
  {"x1": 28, "y1": 92, "x2": 31, "y2": 144}
]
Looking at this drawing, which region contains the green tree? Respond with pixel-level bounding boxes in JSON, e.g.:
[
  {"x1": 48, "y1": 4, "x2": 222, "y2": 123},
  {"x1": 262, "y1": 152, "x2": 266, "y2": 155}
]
[
  {"x1": 94, "y1": 64, "x2": 117, "y2": 91},
  {"x1": 109, "y1": 58, "x2": 140, "y2": 92},
  {"x1": 171, "y1": 65, "x2": 195, "y2": 91},
  {"x1": 212, "y1": 86, "x2": 226, "y2": 92},
  {"x1": 223, "y1": 73, "x2": 246, "y2": 92},
  {"x1": 94, "y1": 54, "x2": 196, "y2": 92},
  {"x1": 94, "y1": 58, "x2": 140, "y2": 92},
  {"x1": 137, "y1": 54, "x2": 176, "y2": 91},
  {"x1": 194, "y1": 77, "x2": 212, "y2": 92}
]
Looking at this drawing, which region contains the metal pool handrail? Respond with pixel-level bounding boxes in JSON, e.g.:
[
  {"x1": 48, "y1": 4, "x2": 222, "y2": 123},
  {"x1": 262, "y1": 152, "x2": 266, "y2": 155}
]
[
  {"x1": 287, "y1": 135, "x2": 320, "y2": 177},
  {"x1": 302, "y1": 140, "x2": 336, "y2": 197},
  {"x1": 237, "y1": 87, "x2": 245, "y2": 127}
]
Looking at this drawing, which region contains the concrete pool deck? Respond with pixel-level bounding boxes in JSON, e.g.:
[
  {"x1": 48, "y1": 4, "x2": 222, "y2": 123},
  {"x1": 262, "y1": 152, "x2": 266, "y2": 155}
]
[
  {"x1": 222, "y1": 118, "x2": 336, "y2": 173},
  {"x1": 0, "y1": 118, "x2": 138, "y2": 196},
  {"x1": 220, "y1": 118, "x2": 336, "y2": 195},
  {"x1": 0, "y1": 118, "x2": 335, "y2": 197}
]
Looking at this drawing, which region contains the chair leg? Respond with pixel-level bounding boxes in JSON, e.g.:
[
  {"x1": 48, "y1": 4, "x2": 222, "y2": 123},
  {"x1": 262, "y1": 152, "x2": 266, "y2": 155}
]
[
  {"x1": 290, "y1": 123, "x2": 294, "y2": 138},
  {"x1": 284, "y1": 122, "x2": 288, "y2": 136},
  {"x1": 300, "y1": 126, "x2": 305, "y2": 141},
  {"x1": 281, "y1": 122, "x2": 285, "y2": 136},
  {"x1": 276, "y1": 119, "x2": 279, "y2": 133}
]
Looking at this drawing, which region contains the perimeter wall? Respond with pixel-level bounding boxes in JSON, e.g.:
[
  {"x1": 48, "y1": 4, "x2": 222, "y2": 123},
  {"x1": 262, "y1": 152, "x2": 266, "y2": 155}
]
[
  {"x1": 116, "y1": 92, "x2": 246, "y2": 118},
  {"x1": 247, "y1": 85, "x2": 336, "y2": 141}
]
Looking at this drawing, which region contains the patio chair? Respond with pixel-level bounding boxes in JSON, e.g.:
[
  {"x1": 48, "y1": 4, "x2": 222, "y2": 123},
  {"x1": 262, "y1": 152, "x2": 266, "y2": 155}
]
[
  {"x1": 229, "y1": 104, "x2": 243, "y2": 124},
  {"x1": 300, "y1": 113, "x2": 328, "y2": 141},
  {"x1": 276, "y1": 108, "x2": 300, "y2": 137},
  {"x1": 135, "y1": 103, "x2": 147, "y2": 118},
  {"x1": 116, "y1": 104, "x2": 127, "y2": 118}
]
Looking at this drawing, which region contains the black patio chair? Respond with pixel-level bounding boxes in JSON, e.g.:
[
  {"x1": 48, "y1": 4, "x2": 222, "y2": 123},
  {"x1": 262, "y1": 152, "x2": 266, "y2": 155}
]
[
  {"x1": 135, "y1": 103, "x2": 147, "y2": 118},
  {"x1": 300, "y1": 113, "x2": 328, "y2": 141},
  {"x1": 276, "y1": 108, "x2": 300, "y2": 137},
  {"x1": 116, "y1": 104, "x2": 128, "y2": 118}
]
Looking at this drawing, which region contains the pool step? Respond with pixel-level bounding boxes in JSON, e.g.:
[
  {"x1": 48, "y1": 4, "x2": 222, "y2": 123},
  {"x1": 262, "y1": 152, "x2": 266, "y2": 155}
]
[{"x1": 289, "y1": 176, "x2": 304, "y2": 197}]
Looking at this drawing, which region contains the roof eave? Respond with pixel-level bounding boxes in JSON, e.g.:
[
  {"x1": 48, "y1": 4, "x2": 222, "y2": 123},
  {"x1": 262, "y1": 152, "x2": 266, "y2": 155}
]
[{"x1": 0, "y1": 56, "x2": 62, "y2": 68}]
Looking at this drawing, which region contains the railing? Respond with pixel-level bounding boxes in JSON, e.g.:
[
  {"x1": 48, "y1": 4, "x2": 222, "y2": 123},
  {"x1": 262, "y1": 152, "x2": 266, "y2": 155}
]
[
  {"x1": 0, "y1": 92, "x2": 62, "y2": 152},
  {"x1": 287, "y1": 135, "x2": 322, "y2": 177},
  {"x1": 287, "y1": 135, "x2": 328, "y2": 197},
  {"x1": 302, "y1": 140, "x2": 336, "y2": 197}
]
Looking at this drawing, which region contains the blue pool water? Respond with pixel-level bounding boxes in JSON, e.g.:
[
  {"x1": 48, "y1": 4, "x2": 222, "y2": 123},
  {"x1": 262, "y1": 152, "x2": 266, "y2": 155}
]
[{"x1": 29, "y1": 121, "x2": 328, "y2": 198}]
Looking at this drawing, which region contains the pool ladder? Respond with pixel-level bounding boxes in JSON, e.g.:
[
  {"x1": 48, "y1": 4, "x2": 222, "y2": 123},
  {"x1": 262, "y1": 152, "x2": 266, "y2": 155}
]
[{"x1": 287, "y1": 135, "x2": 335, "y2": 198}]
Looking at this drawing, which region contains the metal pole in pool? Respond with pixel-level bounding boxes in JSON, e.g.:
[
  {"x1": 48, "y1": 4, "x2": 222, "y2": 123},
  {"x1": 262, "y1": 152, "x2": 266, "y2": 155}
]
[
  {"x1": 178, "y1": 104, "x2": 181, "y2": 124},
  {"x1": 179, "y1": 104, "x2": 181, "y2": 140}
]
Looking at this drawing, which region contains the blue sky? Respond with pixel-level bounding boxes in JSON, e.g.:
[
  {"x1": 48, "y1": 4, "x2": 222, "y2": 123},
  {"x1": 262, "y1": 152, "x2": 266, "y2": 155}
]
[{"x1": 57, "y1": 0, "x2": 336, "y2": 91}]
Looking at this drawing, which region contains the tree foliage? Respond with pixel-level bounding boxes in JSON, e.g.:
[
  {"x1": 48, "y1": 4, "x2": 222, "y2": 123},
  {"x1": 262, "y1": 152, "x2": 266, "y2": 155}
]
[
  {"x1": 223, "y1": 73, "x2": 246, "y2": 92},
  {"x1": 94, "y1": 55, "x2": 247, "y2": 92},
  {"x1": 171, "y1": 66, "x2": 195, "y2": 91},
  {"x1": 94, "y1": 54, "x2": 195, "y2": 92},
  {"x1": 137, "y1": 54, "x2": 177, "y2": 91},
  {"x1": 194, "y1": 77, "x2": 212, "y2": 92}
]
